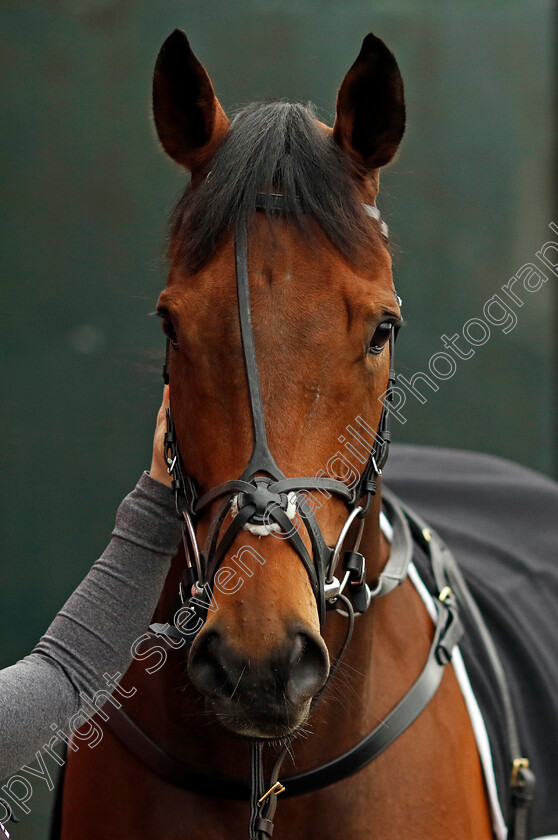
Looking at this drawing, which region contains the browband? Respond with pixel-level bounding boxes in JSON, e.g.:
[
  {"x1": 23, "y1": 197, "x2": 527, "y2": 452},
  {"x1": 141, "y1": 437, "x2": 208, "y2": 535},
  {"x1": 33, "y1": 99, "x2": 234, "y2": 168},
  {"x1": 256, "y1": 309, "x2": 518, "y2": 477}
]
[{"x1": 254, "y1": 192, "x2": 389, "y2": 238}]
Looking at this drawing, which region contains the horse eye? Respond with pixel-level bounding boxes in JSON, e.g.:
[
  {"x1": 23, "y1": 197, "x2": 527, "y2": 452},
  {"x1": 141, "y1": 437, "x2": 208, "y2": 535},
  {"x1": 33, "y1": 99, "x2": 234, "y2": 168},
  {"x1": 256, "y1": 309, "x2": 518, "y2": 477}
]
[
  {"x1": 367, "y1": 322, "x2": 394, "y2": 355},
  {"x1": 161, "y1": 316, "x2": 179, "y2": 348}
]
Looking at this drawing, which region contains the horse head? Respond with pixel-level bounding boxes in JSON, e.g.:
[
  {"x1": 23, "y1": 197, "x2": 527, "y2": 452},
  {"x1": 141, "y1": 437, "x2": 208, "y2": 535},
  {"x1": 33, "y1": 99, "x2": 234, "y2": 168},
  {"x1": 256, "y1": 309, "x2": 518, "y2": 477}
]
[{"x1": 152, "y1": 30, "x2": 405, "y2": 741}]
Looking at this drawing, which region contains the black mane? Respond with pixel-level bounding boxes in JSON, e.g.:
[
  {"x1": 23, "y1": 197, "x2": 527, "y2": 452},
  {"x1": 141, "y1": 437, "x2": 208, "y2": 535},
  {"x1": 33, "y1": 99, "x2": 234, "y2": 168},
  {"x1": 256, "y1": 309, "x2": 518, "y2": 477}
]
[{"x1": 168, "y1": 101, "x2": 383, "y2": 271}]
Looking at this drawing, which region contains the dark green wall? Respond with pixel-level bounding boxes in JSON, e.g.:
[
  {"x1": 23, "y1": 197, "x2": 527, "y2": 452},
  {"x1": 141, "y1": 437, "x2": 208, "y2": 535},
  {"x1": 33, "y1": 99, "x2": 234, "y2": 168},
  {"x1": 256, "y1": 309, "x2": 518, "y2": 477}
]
[{"x1": 1, "y1": 2, "x2": 555, "y2": 835}]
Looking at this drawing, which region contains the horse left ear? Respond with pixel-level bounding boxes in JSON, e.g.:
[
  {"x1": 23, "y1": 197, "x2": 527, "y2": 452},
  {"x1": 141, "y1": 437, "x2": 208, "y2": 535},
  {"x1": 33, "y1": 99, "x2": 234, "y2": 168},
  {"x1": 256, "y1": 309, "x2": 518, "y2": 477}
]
[
  {"x1": 152, "y1": 29, "x2": 230, "y2": 174},
  {"x1": 333, "y1": 33, "x2": 405, "y2": 172}
]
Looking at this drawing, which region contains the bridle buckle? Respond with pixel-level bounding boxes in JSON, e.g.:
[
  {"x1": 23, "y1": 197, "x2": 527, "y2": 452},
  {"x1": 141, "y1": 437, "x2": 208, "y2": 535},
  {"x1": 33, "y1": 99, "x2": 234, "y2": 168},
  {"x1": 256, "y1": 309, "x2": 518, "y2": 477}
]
[
  {"x1": 511, "y1": 757, "x2": 530, "y2": 786},
  {"x1": 257, "y1": 781, "x2": 285, "y2": 805},
  {"x1": 324, "y1": 577, "x2": 341, "y2": 603}
]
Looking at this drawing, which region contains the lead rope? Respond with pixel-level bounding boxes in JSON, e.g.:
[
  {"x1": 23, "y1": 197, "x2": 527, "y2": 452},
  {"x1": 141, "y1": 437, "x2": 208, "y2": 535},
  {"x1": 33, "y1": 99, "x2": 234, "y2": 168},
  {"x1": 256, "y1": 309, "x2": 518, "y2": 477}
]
[{"x1": 249, "y1": 594, "x2": 355, "y2": 839}]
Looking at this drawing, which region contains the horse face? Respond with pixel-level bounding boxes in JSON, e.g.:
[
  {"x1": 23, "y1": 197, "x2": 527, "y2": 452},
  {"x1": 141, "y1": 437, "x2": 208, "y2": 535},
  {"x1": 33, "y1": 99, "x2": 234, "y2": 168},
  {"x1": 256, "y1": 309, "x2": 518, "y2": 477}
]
[{"x1": 153, "y1": 31, "x2": 404, "y2": 739}]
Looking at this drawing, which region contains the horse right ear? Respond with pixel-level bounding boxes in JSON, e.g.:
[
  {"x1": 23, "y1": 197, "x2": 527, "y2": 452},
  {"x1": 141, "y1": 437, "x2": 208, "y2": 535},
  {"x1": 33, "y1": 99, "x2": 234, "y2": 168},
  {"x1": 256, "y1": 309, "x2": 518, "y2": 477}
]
[{"x1": 152, "y1": 30, "x2": 229, "y2": 173}]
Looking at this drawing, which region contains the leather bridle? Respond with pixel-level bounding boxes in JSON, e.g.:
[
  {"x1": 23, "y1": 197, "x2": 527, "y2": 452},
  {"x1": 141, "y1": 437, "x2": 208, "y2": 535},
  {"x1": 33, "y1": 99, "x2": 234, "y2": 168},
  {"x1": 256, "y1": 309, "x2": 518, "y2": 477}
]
[
  {"x1": 155, "y1": 193, "x2": 397, "y2": 636},
  {"x1": 105, "y1": 195, "x2": 534, "y2": 840}
]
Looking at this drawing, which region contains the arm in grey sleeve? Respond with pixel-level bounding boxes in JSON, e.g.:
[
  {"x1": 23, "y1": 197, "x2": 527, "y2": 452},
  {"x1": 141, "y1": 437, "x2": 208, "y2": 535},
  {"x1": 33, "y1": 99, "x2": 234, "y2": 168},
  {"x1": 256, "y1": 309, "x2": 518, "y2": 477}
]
[{"x1": 0, "y1": 472, "x2": 182, "y2": 781}]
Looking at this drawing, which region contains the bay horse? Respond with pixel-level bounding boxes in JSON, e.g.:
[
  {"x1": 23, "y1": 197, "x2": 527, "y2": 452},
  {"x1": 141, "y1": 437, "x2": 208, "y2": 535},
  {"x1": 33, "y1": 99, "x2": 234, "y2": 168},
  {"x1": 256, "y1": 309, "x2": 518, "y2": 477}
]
[{"x1": 56, "y1": 30, "x2": 556, "y2": 840}]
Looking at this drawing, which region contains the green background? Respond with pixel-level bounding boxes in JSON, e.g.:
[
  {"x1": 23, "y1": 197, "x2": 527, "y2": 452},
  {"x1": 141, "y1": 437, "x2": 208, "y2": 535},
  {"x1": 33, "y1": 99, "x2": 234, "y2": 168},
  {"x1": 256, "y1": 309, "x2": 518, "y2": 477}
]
[{"x1": 1, "y1": 1, "x2": 556, "y2": 835}]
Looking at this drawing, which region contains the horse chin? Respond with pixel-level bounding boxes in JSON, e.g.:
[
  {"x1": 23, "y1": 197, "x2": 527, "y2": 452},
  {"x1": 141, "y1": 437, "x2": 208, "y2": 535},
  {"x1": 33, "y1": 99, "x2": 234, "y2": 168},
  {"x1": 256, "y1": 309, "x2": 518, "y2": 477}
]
[{"x1": 207, "y1": 697, "x2": 312, "y2": 741}]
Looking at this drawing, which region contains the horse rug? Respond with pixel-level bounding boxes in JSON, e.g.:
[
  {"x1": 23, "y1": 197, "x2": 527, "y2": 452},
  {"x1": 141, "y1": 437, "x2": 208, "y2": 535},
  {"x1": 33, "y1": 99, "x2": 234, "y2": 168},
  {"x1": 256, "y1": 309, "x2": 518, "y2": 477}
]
[{"x1": 384, "y1": 445, "x2": 558, "y2": 840}]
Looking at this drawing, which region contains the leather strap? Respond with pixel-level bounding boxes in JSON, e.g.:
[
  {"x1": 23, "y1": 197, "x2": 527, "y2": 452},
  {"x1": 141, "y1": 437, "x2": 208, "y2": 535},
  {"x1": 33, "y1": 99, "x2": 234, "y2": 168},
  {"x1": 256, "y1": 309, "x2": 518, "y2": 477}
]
[
  {"x1": 235, "y1": 219, "x2": 282, "y2": 480},
  {"x1": 367, "y1": 492, "x2": 413, "y2": 599},
  {"x1": 105, "y1": 704, "x2": 250, "y2": 798},
  {"x1": 195, "y1": 477, "x2": 353, "y2": 516},
  {"x1": 254, "y1": 193, "x2": 301, "y2": 213}
]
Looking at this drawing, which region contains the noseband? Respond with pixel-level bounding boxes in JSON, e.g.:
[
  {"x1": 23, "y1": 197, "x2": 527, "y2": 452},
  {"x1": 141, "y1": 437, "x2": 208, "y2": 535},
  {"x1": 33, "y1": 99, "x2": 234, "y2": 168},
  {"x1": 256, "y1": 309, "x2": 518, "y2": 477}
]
[{"x1": 157, "y1": 193, "x2": 397, "y2": 635}]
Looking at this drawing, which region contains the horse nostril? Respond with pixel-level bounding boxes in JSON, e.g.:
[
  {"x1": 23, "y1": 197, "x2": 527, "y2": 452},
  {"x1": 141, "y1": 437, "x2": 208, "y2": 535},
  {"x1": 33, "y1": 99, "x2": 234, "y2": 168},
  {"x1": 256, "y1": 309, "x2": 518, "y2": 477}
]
[
  {"x1": 188, "y1": 632, "x2": 231, "y2": 698},
  {"x1": 286, "y1": 632, "x2": 330, "y2": 705}
]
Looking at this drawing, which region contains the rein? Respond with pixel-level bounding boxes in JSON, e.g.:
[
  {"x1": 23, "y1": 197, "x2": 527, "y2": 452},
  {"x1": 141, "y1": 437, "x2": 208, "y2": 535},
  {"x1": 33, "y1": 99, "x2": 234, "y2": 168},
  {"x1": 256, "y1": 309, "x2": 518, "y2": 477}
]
[{"x1": 106, "y1": 196, "x2": 534, "y2": 840}]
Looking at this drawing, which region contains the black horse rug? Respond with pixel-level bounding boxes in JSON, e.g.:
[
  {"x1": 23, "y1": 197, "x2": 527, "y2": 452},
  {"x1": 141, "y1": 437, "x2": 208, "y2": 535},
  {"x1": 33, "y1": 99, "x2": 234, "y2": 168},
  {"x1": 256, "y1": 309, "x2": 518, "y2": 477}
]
[{"x1": 385, "y1": 445, "x2": 558, "y2": 840}]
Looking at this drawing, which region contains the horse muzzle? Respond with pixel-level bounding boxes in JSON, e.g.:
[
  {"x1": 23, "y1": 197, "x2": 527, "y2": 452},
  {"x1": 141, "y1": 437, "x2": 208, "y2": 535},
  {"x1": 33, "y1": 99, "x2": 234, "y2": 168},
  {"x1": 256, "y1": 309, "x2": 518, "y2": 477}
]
[{"x1": 188, "y1": 624, "x2": 330, "y2": 738}]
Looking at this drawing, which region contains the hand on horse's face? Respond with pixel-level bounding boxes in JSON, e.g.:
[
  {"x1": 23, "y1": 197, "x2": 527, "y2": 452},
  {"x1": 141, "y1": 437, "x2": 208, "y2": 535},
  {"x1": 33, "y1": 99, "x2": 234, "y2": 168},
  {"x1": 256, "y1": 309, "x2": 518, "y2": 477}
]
[{"x1": 149, "y1": 385, "x2": 172, "y2": 487}]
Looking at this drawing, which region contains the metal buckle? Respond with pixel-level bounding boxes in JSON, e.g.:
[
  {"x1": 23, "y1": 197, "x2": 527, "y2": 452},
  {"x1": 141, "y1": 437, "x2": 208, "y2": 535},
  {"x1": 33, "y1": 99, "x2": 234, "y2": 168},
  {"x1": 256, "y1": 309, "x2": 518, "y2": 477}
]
[
  {"x1": 181, "y1": 510, "x2": 204, "y2": 586},
  {"x1": 324, "y1": 576, "x2": 341, "y2": 603},
  {"x1": 511, "y1": 757, "x2": 530, "y2": 786},
  {"x1": 257, "y1": 781, "x2": 285, "y2": 805}
]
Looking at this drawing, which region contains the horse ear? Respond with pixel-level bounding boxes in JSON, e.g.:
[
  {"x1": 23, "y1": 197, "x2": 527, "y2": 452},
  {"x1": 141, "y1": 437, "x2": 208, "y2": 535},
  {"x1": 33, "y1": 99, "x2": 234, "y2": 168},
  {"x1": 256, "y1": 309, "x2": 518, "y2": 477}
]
[
  {"x1": 152, "y1": 29, "x2": 229, "y2": 172},
  {"x1": 333, "y1": 33, "x2": 405, "y2": 172}
]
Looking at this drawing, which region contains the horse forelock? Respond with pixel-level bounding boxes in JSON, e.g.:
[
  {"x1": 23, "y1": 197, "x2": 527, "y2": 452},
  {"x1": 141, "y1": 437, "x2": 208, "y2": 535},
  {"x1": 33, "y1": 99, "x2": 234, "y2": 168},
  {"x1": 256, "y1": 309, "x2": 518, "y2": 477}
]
[{"x1": 167, "y1": 100, "x2": 386, "y2": 273}]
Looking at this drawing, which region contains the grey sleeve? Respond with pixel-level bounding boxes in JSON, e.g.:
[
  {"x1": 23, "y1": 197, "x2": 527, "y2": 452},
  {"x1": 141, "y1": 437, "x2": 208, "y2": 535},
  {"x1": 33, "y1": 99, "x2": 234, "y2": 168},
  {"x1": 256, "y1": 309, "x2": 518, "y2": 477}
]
[{"x1": 0, "y1": 472, "x2": 182, "y2": 782}]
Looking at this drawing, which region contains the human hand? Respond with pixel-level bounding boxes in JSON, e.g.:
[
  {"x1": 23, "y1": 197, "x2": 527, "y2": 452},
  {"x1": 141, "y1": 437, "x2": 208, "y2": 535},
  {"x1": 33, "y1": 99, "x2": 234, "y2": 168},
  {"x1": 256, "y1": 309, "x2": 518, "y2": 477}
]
[{"x1": 149, "y1": 386, "x2": 172, "y2": 487}]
